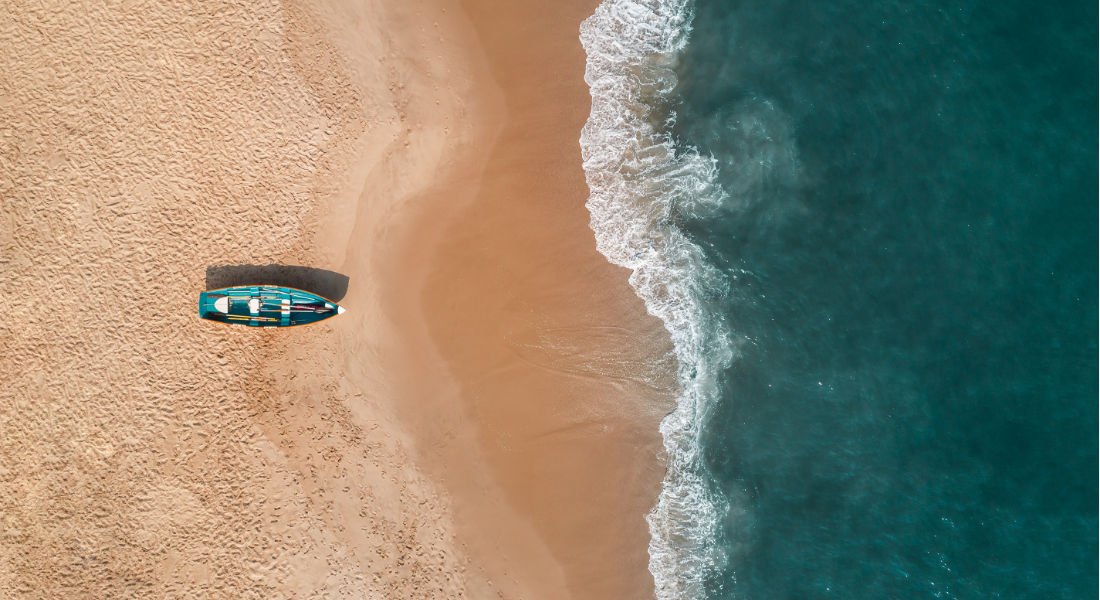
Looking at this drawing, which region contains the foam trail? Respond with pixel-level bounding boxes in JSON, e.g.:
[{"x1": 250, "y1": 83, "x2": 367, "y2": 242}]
[{"x1": 579, "y1": 1, "x2": 734, "y2": 598}]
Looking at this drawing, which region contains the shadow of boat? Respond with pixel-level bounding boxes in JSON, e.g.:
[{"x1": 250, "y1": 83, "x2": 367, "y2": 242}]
[{"x1": 205, "y1": 265, "x2": 350, "y2": 302}]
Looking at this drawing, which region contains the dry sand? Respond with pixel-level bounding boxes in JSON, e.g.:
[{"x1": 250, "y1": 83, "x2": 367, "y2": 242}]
[{"x1": 0, "y1": 1, "x2": 673, "y2": 598}]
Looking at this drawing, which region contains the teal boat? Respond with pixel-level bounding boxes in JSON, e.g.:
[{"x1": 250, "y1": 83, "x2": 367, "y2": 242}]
[{"x1": 199, "y1": 285, "x2": 345, "y2": 327}]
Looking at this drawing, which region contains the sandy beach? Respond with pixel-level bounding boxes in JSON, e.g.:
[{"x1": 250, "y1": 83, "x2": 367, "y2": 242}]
[{"x1": 0, "y1": 1, "x2": 672, "y2": 598}]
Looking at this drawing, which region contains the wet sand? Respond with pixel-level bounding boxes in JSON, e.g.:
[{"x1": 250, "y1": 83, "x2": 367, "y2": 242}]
[
  {"x1": 408, "y1": 1, "x2": 676, "y2": 598},
  {"x1": 0, "y1": 1, "x2": 672, "y2": 598}
]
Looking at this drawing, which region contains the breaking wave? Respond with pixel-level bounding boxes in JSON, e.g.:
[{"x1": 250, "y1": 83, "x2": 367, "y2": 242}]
[{"x1": 579, "y1": 1, "x2": 734, "y2": 598}]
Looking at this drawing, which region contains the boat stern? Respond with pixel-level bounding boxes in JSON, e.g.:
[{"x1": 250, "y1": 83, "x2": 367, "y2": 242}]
[{"x1": 198, "y1": 291, "x2": 216, "y2": 319}]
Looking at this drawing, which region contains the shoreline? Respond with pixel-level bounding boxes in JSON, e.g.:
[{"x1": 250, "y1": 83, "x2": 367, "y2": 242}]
[{"x1": 406, "y1": 0, "x2": 675, "y2": 598}]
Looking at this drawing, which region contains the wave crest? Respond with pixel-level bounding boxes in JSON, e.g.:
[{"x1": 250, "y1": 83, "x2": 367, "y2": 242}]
[{"x1": 580, "y1": 2, "x2": 734, "y2": 599}]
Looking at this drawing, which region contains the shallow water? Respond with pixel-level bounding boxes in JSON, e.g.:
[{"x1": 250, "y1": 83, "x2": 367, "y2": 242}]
[{"x1": 580, "y1": 0, "x2": 1097, "y2": 598}]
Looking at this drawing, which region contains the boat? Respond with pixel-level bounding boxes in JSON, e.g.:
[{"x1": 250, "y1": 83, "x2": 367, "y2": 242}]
[{"x1": 198, "y1": 285, "x2": 346, "y2": 327}]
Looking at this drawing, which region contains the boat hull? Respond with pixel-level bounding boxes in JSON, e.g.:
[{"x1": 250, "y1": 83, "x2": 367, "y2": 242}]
[{"x1": 199, "y1": 285, "x2": 345, "y2": 327}]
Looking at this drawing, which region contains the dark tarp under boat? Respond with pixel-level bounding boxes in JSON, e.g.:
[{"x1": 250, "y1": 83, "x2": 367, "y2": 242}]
[{"x1": 199, "y1": 285, "x2": 345, "y2": 327}]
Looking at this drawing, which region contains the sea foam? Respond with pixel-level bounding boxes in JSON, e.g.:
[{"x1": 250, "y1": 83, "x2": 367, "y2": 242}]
[{"x1": 579, "y1": 1, "x2": 734, "y2": 598}]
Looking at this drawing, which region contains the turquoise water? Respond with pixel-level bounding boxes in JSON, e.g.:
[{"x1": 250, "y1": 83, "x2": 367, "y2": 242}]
[{"x1": 579, "y1": 1, "x2": 1097, "y2": 598}]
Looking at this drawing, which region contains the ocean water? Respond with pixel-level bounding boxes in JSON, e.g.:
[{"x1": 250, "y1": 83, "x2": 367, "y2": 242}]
[{"x1": 579, "y1": 1, "x2": 1097, "y2": 599}]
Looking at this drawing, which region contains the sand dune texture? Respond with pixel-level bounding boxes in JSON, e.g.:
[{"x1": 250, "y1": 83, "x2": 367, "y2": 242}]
[{"x1": 0, "y1": 2, "x2": 470, "y2": 597}]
